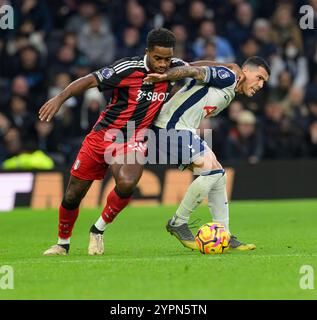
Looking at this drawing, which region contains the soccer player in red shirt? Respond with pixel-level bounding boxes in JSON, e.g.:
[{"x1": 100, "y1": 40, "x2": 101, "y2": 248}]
[{"x1": 40, "y1": 28, "x2": 189, "y2": 255}]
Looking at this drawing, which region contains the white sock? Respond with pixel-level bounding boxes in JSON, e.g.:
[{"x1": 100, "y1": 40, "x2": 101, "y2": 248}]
[
  {"x1": 58, "y1": 237, "x2": 70, "y2": 245},
  {"x1": 171, "y1": 173, "x2": 224, "y2": 226},
  {"x1": 95, "y1": 216, "x2": 107, "y2": 232},
  {"x1": 208, "y1": 173, "x2": 230, "y2": 234},
  {"x1": 170, "y1": 212, "x2": 189, "y2": 226}
]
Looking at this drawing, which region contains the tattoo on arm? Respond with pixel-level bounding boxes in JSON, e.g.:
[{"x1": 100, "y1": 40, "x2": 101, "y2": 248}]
[{"x1": 164, "y1": 66, "x2": 206, "y2": 81}]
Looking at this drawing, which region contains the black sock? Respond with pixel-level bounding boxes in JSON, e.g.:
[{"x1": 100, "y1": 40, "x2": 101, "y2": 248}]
[
  {"x1": 90, "y1": 224, "x2": 104, "y2": 235},
  {"x1": 59, "y1": 243, "x2": 70, "y2": 253}
]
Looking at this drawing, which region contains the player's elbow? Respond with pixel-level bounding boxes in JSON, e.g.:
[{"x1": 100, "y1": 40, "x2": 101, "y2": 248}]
[{"x1": 85, "y1": 74, "x2": 98, "y2": 89}]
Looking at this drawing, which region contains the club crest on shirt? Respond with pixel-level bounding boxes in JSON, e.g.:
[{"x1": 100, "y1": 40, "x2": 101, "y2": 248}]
[
  {"x1": 101, "y1": 68, "x2": 114, "y2": 79},
  {"x1": 218, "y1": 69, "x2": 230, "y2": 79}
]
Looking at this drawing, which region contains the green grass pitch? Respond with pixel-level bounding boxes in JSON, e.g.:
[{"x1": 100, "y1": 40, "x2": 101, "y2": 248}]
[{"x1": 0, "y1": 199, "x2": 317, "y2": 300}]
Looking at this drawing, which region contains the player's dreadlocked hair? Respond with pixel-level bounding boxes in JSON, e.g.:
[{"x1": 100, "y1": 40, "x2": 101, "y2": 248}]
[
  {"x1": 242, "y1": 56, "x2": 271, "y2": 76},
  {"x1": 147, "y1": 28, "x2": 176, "y2": 50}
]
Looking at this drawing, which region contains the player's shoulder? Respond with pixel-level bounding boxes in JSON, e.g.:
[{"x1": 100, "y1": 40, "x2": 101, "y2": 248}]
[
  {"x1": 212, "y1": 66, "x2": 236, "y2": 79},
  {"x1": 110, "y1": 56, "x2": 146, "y2": 74},
  {"x1": 207, "y1": 65, "x2": 237, "y2": 89}
]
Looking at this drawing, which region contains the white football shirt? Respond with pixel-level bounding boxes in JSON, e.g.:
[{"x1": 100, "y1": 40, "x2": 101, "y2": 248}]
[{"x1": 154, "y1": 66, "x2": 237, "y2": 132}]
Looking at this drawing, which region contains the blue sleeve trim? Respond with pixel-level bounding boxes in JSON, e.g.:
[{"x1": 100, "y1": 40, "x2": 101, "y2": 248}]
[{"x1": 204, "y1": 66, "x2": 236, "y2": 89}]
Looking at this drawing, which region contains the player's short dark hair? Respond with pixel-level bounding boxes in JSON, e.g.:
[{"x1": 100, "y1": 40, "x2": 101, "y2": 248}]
[
  {"x1": 242, "y1": 56, "x2": 271, "y2": 76},
  {"x1": 147, "y1": 28, "x2": 176, "y2": 50}
]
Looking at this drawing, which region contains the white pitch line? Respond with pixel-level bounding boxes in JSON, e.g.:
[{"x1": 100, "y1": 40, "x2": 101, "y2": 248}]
[{"x1": 3, "y1": 253, "x2": 317, "y2": 265}]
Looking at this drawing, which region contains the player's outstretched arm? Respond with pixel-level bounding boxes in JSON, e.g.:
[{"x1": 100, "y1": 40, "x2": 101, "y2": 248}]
[
  {"x1": 191, "y1": 61, "x2": 245, "y2": 83},
  {"x1": 143, "y1": 66, "x2": 207, "y2": 83},
  {"x1": 39, "y1": 74, "x2": 98, "y2": 122},
  {"x1": 190, "y1": 60, "x2": 239, "y2": 70}
]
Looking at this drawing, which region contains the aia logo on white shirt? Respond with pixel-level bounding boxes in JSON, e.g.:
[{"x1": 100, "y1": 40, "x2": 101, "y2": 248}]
[{"x1": 203, "y1": 106, "x2": 217, "y2": 118}]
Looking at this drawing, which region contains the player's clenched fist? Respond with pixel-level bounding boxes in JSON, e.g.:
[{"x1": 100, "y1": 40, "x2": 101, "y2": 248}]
[{"x1": 38, "y1": 97, "x2": 63, "y2": 122}]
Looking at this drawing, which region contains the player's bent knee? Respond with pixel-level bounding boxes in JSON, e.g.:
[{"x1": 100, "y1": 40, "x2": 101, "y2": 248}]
[
  {"x1": 116, "y1": 179, "x2": 137, "y2": 197},
  {"x1": 62, "y1": 190, "x2": 82, "y2": 209}
]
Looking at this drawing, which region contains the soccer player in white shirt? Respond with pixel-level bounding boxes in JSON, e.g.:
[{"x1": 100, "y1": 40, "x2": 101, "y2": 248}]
[{"x1": 144, "y1": 56, "x2": 270, "y2": 251}]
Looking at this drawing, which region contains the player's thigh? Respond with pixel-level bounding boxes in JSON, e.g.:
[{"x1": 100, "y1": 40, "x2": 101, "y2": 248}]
[
  {"x1": 111, "y1": 145, "x2": 146, "y2": 187},
  {"x1": 191, "y1": 146, "x2": 222, "y2": 172},
  {"x1": 111, "y1": 162, "x2": 144, "y2": 190}
]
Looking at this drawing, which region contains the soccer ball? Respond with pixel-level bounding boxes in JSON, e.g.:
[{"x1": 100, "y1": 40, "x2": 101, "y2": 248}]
[{"x1": 195, "y1": 222, "x2": 230, "y2": 254}]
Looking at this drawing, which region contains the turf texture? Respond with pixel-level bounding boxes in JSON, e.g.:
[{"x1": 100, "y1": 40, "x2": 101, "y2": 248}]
[{"x1": 0, "y1": 199, "x2": 317, "y2": 300}]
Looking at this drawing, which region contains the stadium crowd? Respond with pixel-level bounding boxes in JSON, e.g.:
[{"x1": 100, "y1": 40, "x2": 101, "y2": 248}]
[{"x1": 0, "y1": 0, "x2": 317, "y2": 167}]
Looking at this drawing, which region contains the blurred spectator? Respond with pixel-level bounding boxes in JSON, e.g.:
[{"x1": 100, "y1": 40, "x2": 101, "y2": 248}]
[
  {"x1": 269, "y1": 70, "x2": 293, "y2": 101},
  {"x1": 261, "y1": 100, "x2": 306, "y2": 159},
  {"x1": 305, "y1": 87, "x2": 317, "y2": 125},
  {"x1": 7, "y1": 19, "x2": 47, "y2": 57},
  {"x1": 47, "y1": 73, "x2": 81, "y2": 138},
  {"x1": 252, "y1": 18, "x2": 277, "y2": 60},
  {"x1": 185, "y1": 1, "x2": 213, "y2": 41},
  {"x1": 307, "y1": 121, "x2": 317, "y2": 157},
  {"x1": 306, "y1": 40, "x2": 317, "y2": 83},
  {"x1": 34, "y1": 120, "x2": 61, "y2": 156},
  {"x1": 236, "y1": 37, "x2": 260, "y2": 65},
  {"x1": 62, "y1": 32, "x2": 79, "y2": 51},
  {"x1": 192, "y1": 20, "x2": 235, "y2": 62},
  {"x1": 227, "y1": 2, "x2": 254, "y2": 54},
  {"x1": 271, "y1": 3, "x2": 303, "y2": 51},
  {"x1": 224, "y1": 110, "x2": 263, "y2": 163},
  {"x1": 48, "y1": 73, "x2": 77, "y2": 113},
  {"x1": 123, "y1": 3, "x2": 151, "y2": 43},
  {"x1": 225, "y1": 100, "x2": 246, "y2": 134},
  {"x1": 117, "y1": 27, "x2": 144, "y2": 59},
  {"x1": 78, "y1": 14, "x2": 116, "y2": 68},
  {"x1": 3, "y1": 127, "x2": 23, "y2": 158},
  {"x1": 10, "y1": 75, "x2": 30, "y2": 99},
  {"x1": 271, "y1": 70, "x2": 307, "y2": 120},
  {"x1": 12, "y1": 45, "x2": 46, "y2": 95},
  {"x1": 0, "y1": 112, "x2": 11, "y2": 163},
  {"x1": 72, "y1": 56, "x2": 92, "y2": 79},
  {"x1": 153, "y1": 0, "x2": 180, "y2": 29},
  {"x1": 0, "y1": 112, "x2": 10, "y2": 138},
  {"x1": 15, "y1": 0, "x2": 52, "y2": 36},
  {"x1": 50, "y1": 44, "x2": 77, "y2": 78},
  {"x1": 171, "y1": 24, "x2": 193, "y2": 61},
  {"x1": 80, "y1": 88, "x2": 105, "y2": 134},
  {"x1": 7, "y1": 95, "x2": 35, "y2": 141},
  {"x1": 200, "y1": 40, "x2": 216, "y2": 61},
  {"x1": 65, "y1": 1, "x2": 98, "y2": 34},
  {"x1": 269, "y1": 38, "x2": 309, "y2": 109}
]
